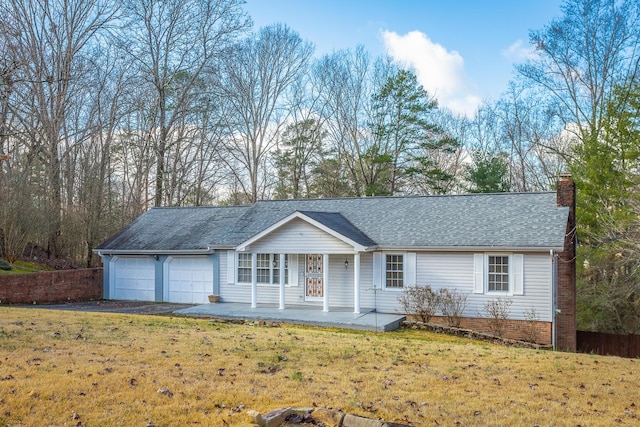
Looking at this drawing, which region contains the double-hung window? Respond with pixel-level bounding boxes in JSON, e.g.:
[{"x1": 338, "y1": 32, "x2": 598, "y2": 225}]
[
  {"x1": 256, "y1": 254, "x2": 271, "y2": 284},
  {"x1": 374, "y1": 252, "x2": 415, "y2": 290},
  {"x1": 473, "y1": 253, "x2": 523, "y2": 295},
  {"x1": 237, "y1": 253, "x2": 289, "y2": 285},
  {"x1": 487, "y1": 255, "x2": 509, "y2": 292},
  {"x1": 385, "y1": 254, "x2": 404, "y2": 289},
  {"x1": 272, "y1": 254, "x2": 287, "y2": 284},
  {"x1": 237, "y1": 253, "x2": 252, "y2": 283}
]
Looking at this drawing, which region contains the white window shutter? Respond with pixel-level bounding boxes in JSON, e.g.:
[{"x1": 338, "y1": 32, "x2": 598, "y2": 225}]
[
  {"x1": 513, "y1": 254, "x2": 524, "y2": 295},
  {"x1": 473, "y1": 253, "x2": 484, "y2": 294},
  {"x1": 288, "y1": 254, "x2": 298, "y2": 286},
  {"x1": 373, "y1": 252, "x2": 383, "y2": 289},
  {"x1": 227, "y1": 250, "x2": 235, "y2": 284},
  {"x1": 405, "y1": 253, "x2": 417, "y2": 286}
]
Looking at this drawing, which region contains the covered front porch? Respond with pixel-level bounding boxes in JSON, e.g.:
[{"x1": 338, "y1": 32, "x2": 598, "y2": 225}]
[
  {"x1": 234, "y1": 210, "x2": 380, "y2": 314},
  {"x1": 237, "y1": 252, "x2": 368, "y2": 313},
  {"x1": 174, "y1": 302, "x2": 406, "y2": 332}
]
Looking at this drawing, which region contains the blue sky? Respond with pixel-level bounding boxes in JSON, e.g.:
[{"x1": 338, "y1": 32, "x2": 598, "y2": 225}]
[{"x1": 243, "y1": 0, "x2": 564, "y2": 116}]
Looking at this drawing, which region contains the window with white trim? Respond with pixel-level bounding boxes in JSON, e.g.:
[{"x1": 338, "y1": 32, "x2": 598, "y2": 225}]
[
  {"x1": 256, "y1": 254, "x2": 271, "y2": 283},
  {"x1": 385, "y1": 254, "x2": 404, "y2": 288},
  {"x1": 237, "y1": 253, "x2": 289, "y2": 285},
  {"x1": 488, "y1": 255, "x2": 509, "y2": 292},
  {"x1": 272, "y1": 254, "x2": 288, "y2": 285},
  {"x1": 474, "y1": 253, "x2": 524, "y2": 295},
  {"x1": 238, "y1": 253, "x2": 252, "y2": 283}
]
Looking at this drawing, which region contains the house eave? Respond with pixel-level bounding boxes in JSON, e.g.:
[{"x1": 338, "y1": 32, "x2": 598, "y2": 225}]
[
  {"x1": 93, "y1": 249, "x2": 216, "y2": 256},
  {"x1": 374, "y1": 245, "x2": 564, "y2": 253}
]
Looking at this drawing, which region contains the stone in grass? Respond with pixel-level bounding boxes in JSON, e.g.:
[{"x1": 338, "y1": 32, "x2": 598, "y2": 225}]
[
  {"x1": 157, "y1": 388, "x2": 173, "y2": 398},
  {"x1": 247, "y1": 410, "x2": 263, "y2": 425},
  {"x1": 342, "y1": 413, "x2": 412, "y2": 427},
  {"x1": 284, "y1": 407, "x2": 314, "y2": 424},
  {"x1": 342, "y1": 413, "x2": 387, "y2": 427},
  {"x1": 247, "y1": 407, "x2": 410, "y2": 427},
  {"x1": 247, "y1": 407, "x2": 314, "y2": 427},
  {"x1": 262, "y1": 407, "x2": 292, "y2": 426},
  {"x1": 311, "y1": 408, "x2": 345, "y2": 426}
]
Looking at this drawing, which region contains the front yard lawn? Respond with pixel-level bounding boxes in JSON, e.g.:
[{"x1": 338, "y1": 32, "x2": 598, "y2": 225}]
[{"x1": 0, "y1": 308, "x2": 637, "y2": 426}]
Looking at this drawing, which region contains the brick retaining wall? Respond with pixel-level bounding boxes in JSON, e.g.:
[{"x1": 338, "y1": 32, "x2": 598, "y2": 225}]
[
  {"x1": 424, "y1": 316, "x2": 552, "y2": 346},
  {"x1": 0, "y1": 268, "x2": 103, "y2": 304}
]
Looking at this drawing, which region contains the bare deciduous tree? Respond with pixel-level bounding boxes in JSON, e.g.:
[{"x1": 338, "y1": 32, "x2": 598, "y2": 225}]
[
  {"x1": 1, "y1": 0, "x2": 119, "y2": 256},
  {"x1": 219, "y1": 24, "x2": 314, "y2": 202},
  {"x1": 518, "y1": 0, "x2": 640, "y2": 143},
  {"x1": 122, "y1": 0, "x2": 250, "y2": 207},
  {"x1": 313, "y1": 47, "x2": 379, "y2": 196}
]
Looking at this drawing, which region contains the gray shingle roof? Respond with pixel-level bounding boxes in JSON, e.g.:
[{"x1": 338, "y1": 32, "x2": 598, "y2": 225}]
[
  {"x1": 96, "y1": 192, "x2": 569, "y2": 253},
  {"x1": 297, "y1": 211, "x2": 377, "y2": 247},
  {"x1": 96, "y1": 206, "x2": 250, "y2": 251}
]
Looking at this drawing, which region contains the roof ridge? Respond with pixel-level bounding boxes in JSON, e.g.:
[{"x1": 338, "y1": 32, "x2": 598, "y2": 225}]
[
  {"x1": 145, "y1": 191, "x2": 557, "y2": 211},
  {"x1": 149, "y1": 205, "x2": 251, "y2": 210},
  {"x1": 255, "y1": 191, "x2": 556, "y2": 203}
]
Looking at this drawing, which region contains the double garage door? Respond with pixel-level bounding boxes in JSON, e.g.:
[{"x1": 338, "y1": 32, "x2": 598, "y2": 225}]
[{"x1": 111, "y1": 256, "x2": 213, "y2": 304}]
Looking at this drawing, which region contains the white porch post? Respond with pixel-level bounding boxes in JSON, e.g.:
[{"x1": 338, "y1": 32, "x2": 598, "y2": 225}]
[
  {"x1": 251, "y1": 252, "x2": 257, "y2": 308},
  {"x1": 279, "y1": 253, "x2": 285, "y2": 310},
  {"x1": 323, "y1": 253, "x2": 330, "y2": 312},
  {"x1": 353, "y1": 253, "x2": 361, "y2": 314}
]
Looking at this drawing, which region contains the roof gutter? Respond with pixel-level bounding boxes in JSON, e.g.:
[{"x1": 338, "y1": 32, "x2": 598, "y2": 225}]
[
  {"x1": 373, "y1": 245, "x2": 565, "y2": 253},
  {"x1": 94, "y1": 245, "x2": 563, "y2": 255},
  {"x1": 92, "y1": 249, "x2": 216, "y2": 256}
]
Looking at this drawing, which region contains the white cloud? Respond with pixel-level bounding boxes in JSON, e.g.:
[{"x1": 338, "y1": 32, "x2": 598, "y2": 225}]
[
  {"x1": 501, "y1": 39, "x2": 537, "y2": 61},
  {"x1": 381, "y1": 30, "x2": 480, "y2": 117}
]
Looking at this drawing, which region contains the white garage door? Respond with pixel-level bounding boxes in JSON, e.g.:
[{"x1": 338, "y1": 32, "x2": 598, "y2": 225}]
[
  {"x1": 166, "y1": 257, "x2": 213, "y2": 304},
  {"x1": 112, "y1": 256, "x2": 156, "y2": 301}
]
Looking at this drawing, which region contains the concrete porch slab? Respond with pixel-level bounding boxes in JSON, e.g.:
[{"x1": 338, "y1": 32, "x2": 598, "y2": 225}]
[{"x1": 174, "y1": 303, "x2": 405, "y2": 332}]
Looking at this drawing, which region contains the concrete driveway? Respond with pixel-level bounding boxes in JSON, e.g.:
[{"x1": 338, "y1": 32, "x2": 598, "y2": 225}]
[{"x1": 21, "y1": 300, "x2": 195, "y2": 315}]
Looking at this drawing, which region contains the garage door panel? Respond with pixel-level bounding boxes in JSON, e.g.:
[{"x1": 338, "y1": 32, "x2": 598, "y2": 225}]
[
  {"x1": 113, "y1": 257, "x2": 155, "y2": 301},
  {"x1": 166, "y1": 257, "x2": 213, "y2": 304}
]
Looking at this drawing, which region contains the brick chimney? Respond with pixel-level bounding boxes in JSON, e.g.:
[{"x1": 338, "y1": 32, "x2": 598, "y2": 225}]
[{"x1": 555, "y1": 173, "x2": 576, "y2": 351}]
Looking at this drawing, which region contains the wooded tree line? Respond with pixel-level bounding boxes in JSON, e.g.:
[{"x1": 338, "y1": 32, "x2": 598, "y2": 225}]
[{"x1": 1, "y1": 0, "x2": 639, "y2": 333}]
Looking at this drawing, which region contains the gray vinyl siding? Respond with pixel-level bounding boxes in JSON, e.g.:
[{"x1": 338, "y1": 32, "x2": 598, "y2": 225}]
[
  {"x1": 518, "y1": 253, "x2": 553, "y2": 321},
  {"x1": 457, "y1": 253, "x2": 552, "y2": 321},
  {"x1": 416, "y1": 252, "x2": 475, "y2": 292},
  {"x1": 219, "y1": 250, "x2": 228, "y2": 285},
  {"x1": 411, "y1": 252, "x2": 553, "y2": 321},
  {"x1": 358, "y1": 253, "x2": 376, "y2": 309},
  {"x1": 248, "y1": 218, "x2": 354, "y2": 254},
  {"x1": 327, "y1": 255, "x2": 354, "y2": 308},
  {"x1": 355, "y1": 252, "x2": 411, "y2": 314},
  {"x1": 219, "y1": 252, "x2": 306, "y2": 305},
  {"x1": 358, "y1": 252, "x2": 403, "y2": 313},
  {"x1": 218, "y1": 250, "x2": 241, "y2": 303},
  {"x1": 218, "y1": 251, "x2": 553, "y2": 320},
  {"x1": 360, "y1": 252, "x2": 553, "y2": 319},
  {"x1": 219, "y1": 250, "x2": 252, "y2": 303}
]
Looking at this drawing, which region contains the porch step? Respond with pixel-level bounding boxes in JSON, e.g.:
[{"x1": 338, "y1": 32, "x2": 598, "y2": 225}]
[{"x1": 174, "y1": 303, "x2": 406, "y2": 332}]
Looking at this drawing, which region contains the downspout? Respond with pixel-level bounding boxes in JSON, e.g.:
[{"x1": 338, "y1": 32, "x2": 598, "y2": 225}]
[
  {"x1": 96, "y1": 251, "x2": 112, "y2": 300},
  {"x1": 551, "y1": 249, "x2": 558, "y2": 349}
]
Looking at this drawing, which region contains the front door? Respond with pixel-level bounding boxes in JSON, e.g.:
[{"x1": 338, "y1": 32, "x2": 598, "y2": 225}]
[{"x1": 305, "y1": 254, "x2": 323, "y2": 301}]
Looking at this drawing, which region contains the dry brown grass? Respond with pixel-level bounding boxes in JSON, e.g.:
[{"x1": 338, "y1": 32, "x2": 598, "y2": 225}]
[{"x1": 0, "y1": 308, "x2": 638, "y2": 426}]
